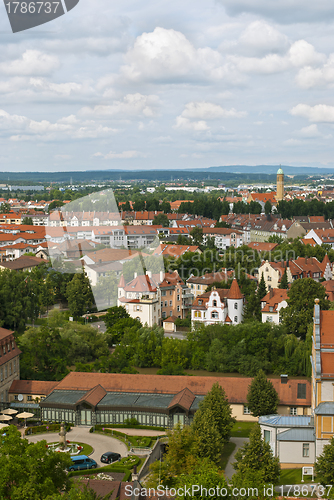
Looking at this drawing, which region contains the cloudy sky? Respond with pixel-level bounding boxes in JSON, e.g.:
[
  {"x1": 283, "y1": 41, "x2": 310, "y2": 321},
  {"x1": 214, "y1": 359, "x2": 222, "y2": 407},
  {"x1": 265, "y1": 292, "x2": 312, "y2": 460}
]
[{"x1": 1, "y1": 0, "x2": 334, "y2": 172}]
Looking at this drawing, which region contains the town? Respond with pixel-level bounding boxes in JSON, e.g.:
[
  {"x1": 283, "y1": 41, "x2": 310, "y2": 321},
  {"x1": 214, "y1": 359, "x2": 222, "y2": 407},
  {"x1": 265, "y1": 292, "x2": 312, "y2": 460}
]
[{"x1": 1, "y1": 167, "x2": 334, "y2": 498}]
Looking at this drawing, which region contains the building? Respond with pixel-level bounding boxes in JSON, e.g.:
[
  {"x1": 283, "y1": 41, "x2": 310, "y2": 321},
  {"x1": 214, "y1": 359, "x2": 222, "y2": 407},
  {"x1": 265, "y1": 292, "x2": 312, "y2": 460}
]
[
  {"x1": 159, "y1": 271, "x2": 193, "y2": 320},
  {"x1": 191, "y1": 279, "x2": 244, "y2": 327},
  {"x1": 9, "y1": 380, "x2": 58, "y2": 405},
  {"x1": 0, "y1": 327, "x2": 21, "y2": 404},
  {"x1": 37, "y1": 371, "x2": 311, "y2": 427},
  {"x1": 259, "y1": 300, "x2": 334, "y2": 467},
  {"x1": 202, "y1": 227, "x2": 243, "y2": 249},
  {"x1": 276, "y1": 167, "x2": 284, "y2": 201},
  {"x1": 117, "y1": 272, "x2": 162, "y2": 327},
  {"x1": 261, "y1": 288, "x2": 288, "y2": 324}
]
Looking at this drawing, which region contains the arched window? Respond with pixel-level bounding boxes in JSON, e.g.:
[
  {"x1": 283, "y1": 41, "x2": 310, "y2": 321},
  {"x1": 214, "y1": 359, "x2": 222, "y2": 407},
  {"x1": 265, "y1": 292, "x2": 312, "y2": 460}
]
[
  {"x1": 234, "y1": 302, "x2": 238, "y2": 310},
  {"x1": 213, "y1": 300, "x2": 217, "y2": 307},
  {"x1": 234, "y1": 316, "x2": 238, "y2": 322},
  {"x1": 211, "y1": 311, "x2": 218, "y2": 319}
]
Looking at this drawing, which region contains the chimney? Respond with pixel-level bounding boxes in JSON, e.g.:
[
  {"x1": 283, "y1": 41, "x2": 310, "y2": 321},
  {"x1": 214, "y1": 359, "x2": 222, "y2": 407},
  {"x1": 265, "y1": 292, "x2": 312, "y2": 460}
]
[
  {"x1": 269, "y1": 288, "x2": 274, "y2": 299},
  {"x1": 146, "y1": 270, "x2": 152, "y2": 278},
  {"x1": 160, "y1": 270, "x2": 165, "y2": 283},
  {"x1": 305, "y1": 257, "x2": 308, "y2": 264}
]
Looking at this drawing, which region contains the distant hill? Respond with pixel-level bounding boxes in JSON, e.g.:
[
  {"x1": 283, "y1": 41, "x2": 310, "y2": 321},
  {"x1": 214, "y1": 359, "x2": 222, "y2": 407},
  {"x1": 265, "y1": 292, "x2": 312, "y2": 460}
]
[{"x1": 206, "y1": 165, "x2": 334, "y2": 175}]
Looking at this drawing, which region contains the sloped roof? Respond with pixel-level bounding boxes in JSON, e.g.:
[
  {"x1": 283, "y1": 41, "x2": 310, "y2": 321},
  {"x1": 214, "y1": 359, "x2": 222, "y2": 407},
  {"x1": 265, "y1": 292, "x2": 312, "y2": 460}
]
[
  {"x1": 227, "y1": 279, "x2": 243, "y2": 300},
  {"x1": 0, "y1": 327, "x2": 14, "y2": 341},
  {"x1": 261, "y1": 288, "x2": 288, "y2": 313},
  {"x1": 77, "y1": 384, "x2": 107, "y2": 407},
  {"x1": 9, "y1": 380, "x2": 59, "y2": 395},
  {"x1": 54, "y1": 372, "x2": 311, "y2": 406},
  {"x1": 168, "y1": 388, "x2": 195, "y2": 410},
  {"x1": 277, "y1": 428, "x2": 315, "y2": 442}
]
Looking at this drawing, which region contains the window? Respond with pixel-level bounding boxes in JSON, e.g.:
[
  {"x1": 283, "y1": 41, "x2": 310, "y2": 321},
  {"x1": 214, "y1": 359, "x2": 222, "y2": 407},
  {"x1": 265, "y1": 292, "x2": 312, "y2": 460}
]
[
  {"x1": 211, "y1": 311, "x2": 218, "y2": 319},
  {"x1": 197, "y1": 285, "x2": 200, "y2": 290},
  {"x1": 303, "y1": 443, "x2": 310, "y2": 457},
  {"x1": 177, "y1": 295, "x2": 180, "y2": 301},
  {"x1": 243, "y1": 405, "x2": 251, "y2": 414},
  {"x1": 234, "y1": 302, "x2": 238, "y2": 309},
  {"x1": 234, "y1": 316, "x2": 238, "y2": 322},
  {"x1": 290, "y1": 407, "x2": 297, "y2": 415},
  {"x1": 297, "y1": 383, "x2": 306, "y2": 399},
  {"x1": 28, "y1": 396, "x2": 32, "y2": 401},
  {"x1": 177, "y1": 306, "x2": 180, "y2": 312},
  {"x1": 14, "y1": 395, "x2": 18, "y2": 401},
  {"x1": 170, "y1": 290, "x2": 172, "y2": 295},
  {"x1": 164, "y1": 301, "x2": 167, "y2": 307},
  {"x1": 213, "y1": 300, "x2": 217, "y2": 307},
  {"x1": 194, "y1": 311, "x2": 201, "y2": 318},
  {"x1": 264, "y1": 430, "x2": 270, "y2": 443},
  {"x1": 169, "y1": 300, "x2": 172, "y2": 306}
]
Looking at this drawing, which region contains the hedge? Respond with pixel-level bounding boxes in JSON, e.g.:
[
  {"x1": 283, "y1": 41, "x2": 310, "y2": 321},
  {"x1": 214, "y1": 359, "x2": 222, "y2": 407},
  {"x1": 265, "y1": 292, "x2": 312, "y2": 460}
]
[
  {"x1": 90, "y1": 424, "x2": 165, "y2": 431},
  {"x1": 68, "y1": 467, "x2": 131, "y2": 481},
  {"x1": 94, "y1": 427, "x2": 152, "y2": 448},
  {"x1": 25, "y1": 423, "x2": 72, "y2": 435}
]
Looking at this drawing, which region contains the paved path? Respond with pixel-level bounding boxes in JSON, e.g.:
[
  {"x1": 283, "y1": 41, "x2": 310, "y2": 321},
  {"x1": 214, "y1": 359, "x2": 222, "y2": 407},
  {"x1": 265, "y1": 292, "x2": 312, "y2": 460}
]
[
  {"x1": 224, "y1": 437, "x2": 249, "y2": 480},
  {"x1": 27, "y1": 427, "x2": 128, "y2": 468}
]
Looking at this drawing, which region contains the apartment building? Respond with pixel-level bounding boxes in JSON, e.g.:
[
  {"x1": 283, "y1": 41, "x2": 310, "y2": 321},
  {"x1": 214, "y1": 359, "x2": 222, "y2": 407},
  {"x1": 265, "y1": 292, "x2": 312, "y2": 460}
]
[{"x1": 0, "y1": 328, "x2": 21, "y2": 404}]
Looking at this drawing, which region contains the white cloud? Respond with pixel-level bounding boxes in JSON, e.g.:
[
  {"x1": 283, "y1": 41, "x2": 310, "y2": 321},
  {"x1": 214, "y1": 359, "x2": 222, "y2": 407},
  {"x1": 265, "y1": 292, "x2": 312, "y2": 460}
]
[
  {"x1": 218, "y1": 0, "x2": 334, "y2": 24},
  {"x1": 290, "y1": 104, "x2": 334, "y2": 122},
  {"x1": 235, "y1": 21, "x2": 289, "y2": 56},
  {"x1": 296, "y1": 124, "x2": 321, "y2": 137},
  {"x1": 93, "y1": 150, "x2": 145, "y2": 159},
  {"x1": 288, "y1": 40, "x2": 325, "y2": 68},
  {"x1": 174, "y1": 117, "x2": 209, "y2": 131},
  {"x1": 120, "y1": 27, "x2": 243, "y2": 85},
  {"x1": 180, "y1": 101, "x2": 247, "y2": 120},
  {"x1": 80, "y1": 93, "x2": 160, "y2": 118},
  {"x1": 283, "y1": 138, "x2": 303, "y2": 146},
  {"x1": 296, "y1": 54, "x2": 334, "y2": 89},
  {"x1": 0, "y1": 50, "x2": 60, "y2": 76}
]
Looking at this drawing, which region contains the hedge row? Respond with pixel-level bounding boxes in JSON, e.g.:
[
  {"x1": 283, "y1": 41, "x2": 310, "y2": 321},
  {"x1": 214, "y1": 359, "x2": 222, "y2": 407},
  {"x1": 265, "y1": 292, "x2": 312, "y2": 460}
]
[
  {"x1": 68, "y1": 467, "x2": 131, "y2": 481},
  {"x1": 94, "y1": 427, "x2": 152, "y2": 448},
  {"x1": 90, "y1": 424, "x2": 165, "y2": 431},
  {"x1": 25, "y1": 423, "x2": 72, "y2": 435}
]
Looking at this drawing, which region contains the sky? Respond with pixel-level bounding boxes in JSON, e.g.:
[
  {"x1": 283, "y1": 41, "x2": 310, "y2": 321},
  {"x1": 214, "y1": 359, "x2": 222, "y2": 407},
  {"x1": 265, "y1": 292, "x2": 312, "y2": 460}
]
[{"x1": 1, "y1": 0, "x2": 334, "y2": 172}]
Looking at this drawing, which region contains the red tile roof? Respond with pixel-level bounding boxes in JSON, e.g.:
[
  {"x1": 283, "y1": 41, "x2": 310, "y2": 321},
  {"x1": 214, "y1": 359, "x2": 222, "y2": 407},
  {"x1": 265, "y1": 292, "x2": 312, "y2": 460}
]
[
  {"x1": 54, "y1": 372, "x2": 311, "y2": 406},
  {"x1": 9, "y1": 380, "x2": 59, "y2": 395},
  {"x1": 227, "y1": 279, "x2": 243, "y2": 300}
]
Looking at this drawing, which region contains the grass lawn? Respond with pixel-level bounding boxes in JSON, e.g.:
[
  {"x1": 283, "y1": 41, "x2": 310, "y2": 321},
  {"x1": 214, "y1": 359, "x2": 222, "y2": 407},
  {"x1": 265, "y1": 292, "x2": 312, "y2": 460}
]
[
  {"x1": 231, "y1": 422, "x2": 256, "y2": 438},
  {"x1": 49, "y1": 441, "x2": 93, "y2": 456},
  {"x1": 277, "y1": 468, "x2": 316, "y2": 485},
  {"x1": 221, "y1": 441, "x2": 236, "y2": 471}
]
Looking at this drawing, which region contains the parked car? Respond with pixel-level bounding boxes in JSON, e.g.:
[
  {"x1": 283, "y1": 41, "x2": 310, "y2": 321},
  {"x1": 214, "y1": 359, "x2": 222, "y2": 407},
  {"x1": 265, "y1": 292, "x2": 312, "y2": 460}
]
[
  {"x1": 100, "y1": 451, "x2": 121, "y2": 464},
  {"x1": 68, "y1": 455, "x2": 97, "y2": 471}
]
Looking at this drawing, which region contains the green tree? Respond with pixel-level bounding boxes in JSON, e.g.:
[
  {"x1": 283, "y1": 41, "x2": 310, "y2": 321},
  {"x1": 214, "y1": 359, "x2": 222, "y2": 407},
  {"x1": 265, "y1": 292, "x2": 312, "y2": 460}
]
[
  {"x1": 21, "y1": 216, "x2": 34, "y2": 225},
  {"x1": 243, "y1": 293, "x2": 261, "y2": 322},
  {"x1": 192, "y1": 407, "x2": 224, "y2": 464},
  {"x1": 246, "y1": 369, "x2": 279, "y2": 417},
  {"x1": 66, "y1": 273, "x2": 95, "y2": 318},
  {"x1": 233, "y1": 424, "x2": 280, "y2": 484},
  {"x1": 190, "y1": 226, "x2": 203, "y2": 246},
  {"x1": 193, "y1": 382, "x2": 235, "y2": 444},
  {"x1": 264, "y1": 201, "x2": 272, "y2": 215},
  {"x1": 315, "y1": 436, "x2": 334, "y2": 486},
  {"x1": 278, "y1": 269, "x2": 288, "y2": 289},
  {"x1": 281, "y1": 278, "x2": 329, "y2": 339},
  {"x1": 104, "y1": 305, "x2": 130, "y2": 329},
  {"x1": 0, "y1": 202, "x2": 10, "y2": 213},
  {"x1": 257, "y1": 273, "x2": 267, "y2": 300},
  {"x1": 153, "y1": 213, "x2": 170, "y2": 227},
  {"x1": 0, "y1": 425, "x2": 72, "y2": 500}
]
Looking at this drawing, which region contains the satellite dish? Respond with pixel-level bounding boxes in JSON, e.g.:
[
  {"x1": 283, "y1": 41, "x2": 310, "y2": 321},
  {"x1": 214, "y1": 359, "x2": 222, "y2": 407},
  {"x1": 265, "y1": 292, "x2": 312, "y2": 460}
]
[{"x1": 18, "y1": 394, "x2": 23, "y2": 402}]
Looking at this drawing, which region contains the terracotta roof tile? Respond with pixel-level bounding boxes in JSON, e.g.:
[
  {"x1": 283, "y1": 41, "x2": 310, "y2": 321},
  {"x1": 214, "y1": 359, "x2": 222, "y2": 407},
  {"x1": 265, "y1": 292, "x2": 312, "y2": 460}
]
[
  {"x1": 9, "y1": 380, "x2": 59, "y2": 395},
  {"x1": 168, "y1": 388, "x2": 195, "y2": 410},
  {"x1": 227, "y1": 279, "x2": 243, "y2": 300},
  {"x1": 77, "y1": 384, "x2": 107, "y2": 407}
]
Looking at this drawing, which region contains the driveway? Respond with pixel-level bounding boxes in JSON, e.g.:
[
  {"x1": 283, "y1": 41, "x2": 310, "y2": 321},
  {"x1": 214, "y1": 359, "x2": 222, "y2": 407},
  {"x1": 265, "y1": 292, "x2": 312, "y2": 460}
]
[
  {"x1": 224, "y1": 437, "x2": 249, "y2": 481},
  {"x1": 27, "y1": 426, "x2": 128, "y2": 468}
]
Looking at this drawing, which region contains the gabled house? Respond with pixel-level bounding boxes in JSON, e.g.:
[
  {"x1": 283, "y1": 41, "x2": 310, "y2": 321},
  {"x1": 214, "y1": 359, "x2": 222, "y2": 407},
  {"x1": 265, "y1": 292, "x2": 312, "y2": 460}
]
[
  {"x1": 261, "y1": 288, "x2": 288, "y2": 324},
  {"x1": 191, "y1": 279, "x2": 244, "y2": 327}
]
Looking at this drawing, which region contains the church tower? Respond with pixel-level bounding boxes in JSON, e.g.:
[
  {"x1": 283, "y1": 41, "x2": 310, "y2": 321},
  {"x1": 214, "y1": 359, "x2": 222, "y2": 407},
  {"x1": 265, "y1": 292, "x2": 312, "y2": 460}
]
[{"x1": 276, "y1": 166, "x2": 284, "y2": 201}]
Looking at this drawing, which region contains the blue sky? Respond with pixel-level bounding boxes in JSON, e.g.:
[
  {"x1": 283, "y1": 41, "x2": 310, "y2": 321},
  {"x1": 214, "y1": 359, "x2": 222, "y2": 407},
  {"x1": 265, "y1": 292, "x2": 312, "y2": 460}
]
[{"x1": 1, "y1": 0, "x2": 334, "y2": 171}]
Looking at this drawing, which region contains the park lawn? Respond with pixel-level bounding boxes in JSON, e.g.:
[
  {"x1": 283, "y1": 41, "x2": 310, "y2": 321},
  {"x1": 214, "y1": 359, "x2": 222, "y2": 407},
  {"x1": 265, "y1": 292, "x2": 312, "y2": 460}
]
[
  {"x1": 221, "y1": 441, "x2": 236, "y2": 471},
  {"x1": 231, "y1": 422, "x2": 256, "y2": 438},
  {"x1": 49, "y1": 441, "x2": 93, "y2": 456},
  {"x1": 277, "y1": 468, "x2": 316, "y2": 485}
]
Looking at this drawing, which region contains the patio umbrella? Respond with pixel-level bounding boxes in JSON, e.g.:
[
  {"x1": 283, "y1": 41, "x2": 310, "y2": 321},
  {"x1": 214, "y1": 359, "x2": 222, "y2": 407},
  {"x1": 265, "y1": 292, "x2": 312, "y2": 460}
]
[
  {"x1": 0, "y1": 423, "x2": 9, "y2": 430},
  {"x1": 1, "y1": 408, "x2": 18, "y2": 415},
  {"x1": 0, "y1": 415, "x2": 12, "y2": 421},
  {"x1": 16, "y1": 412, "x2": 34, "y2": 428}
]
